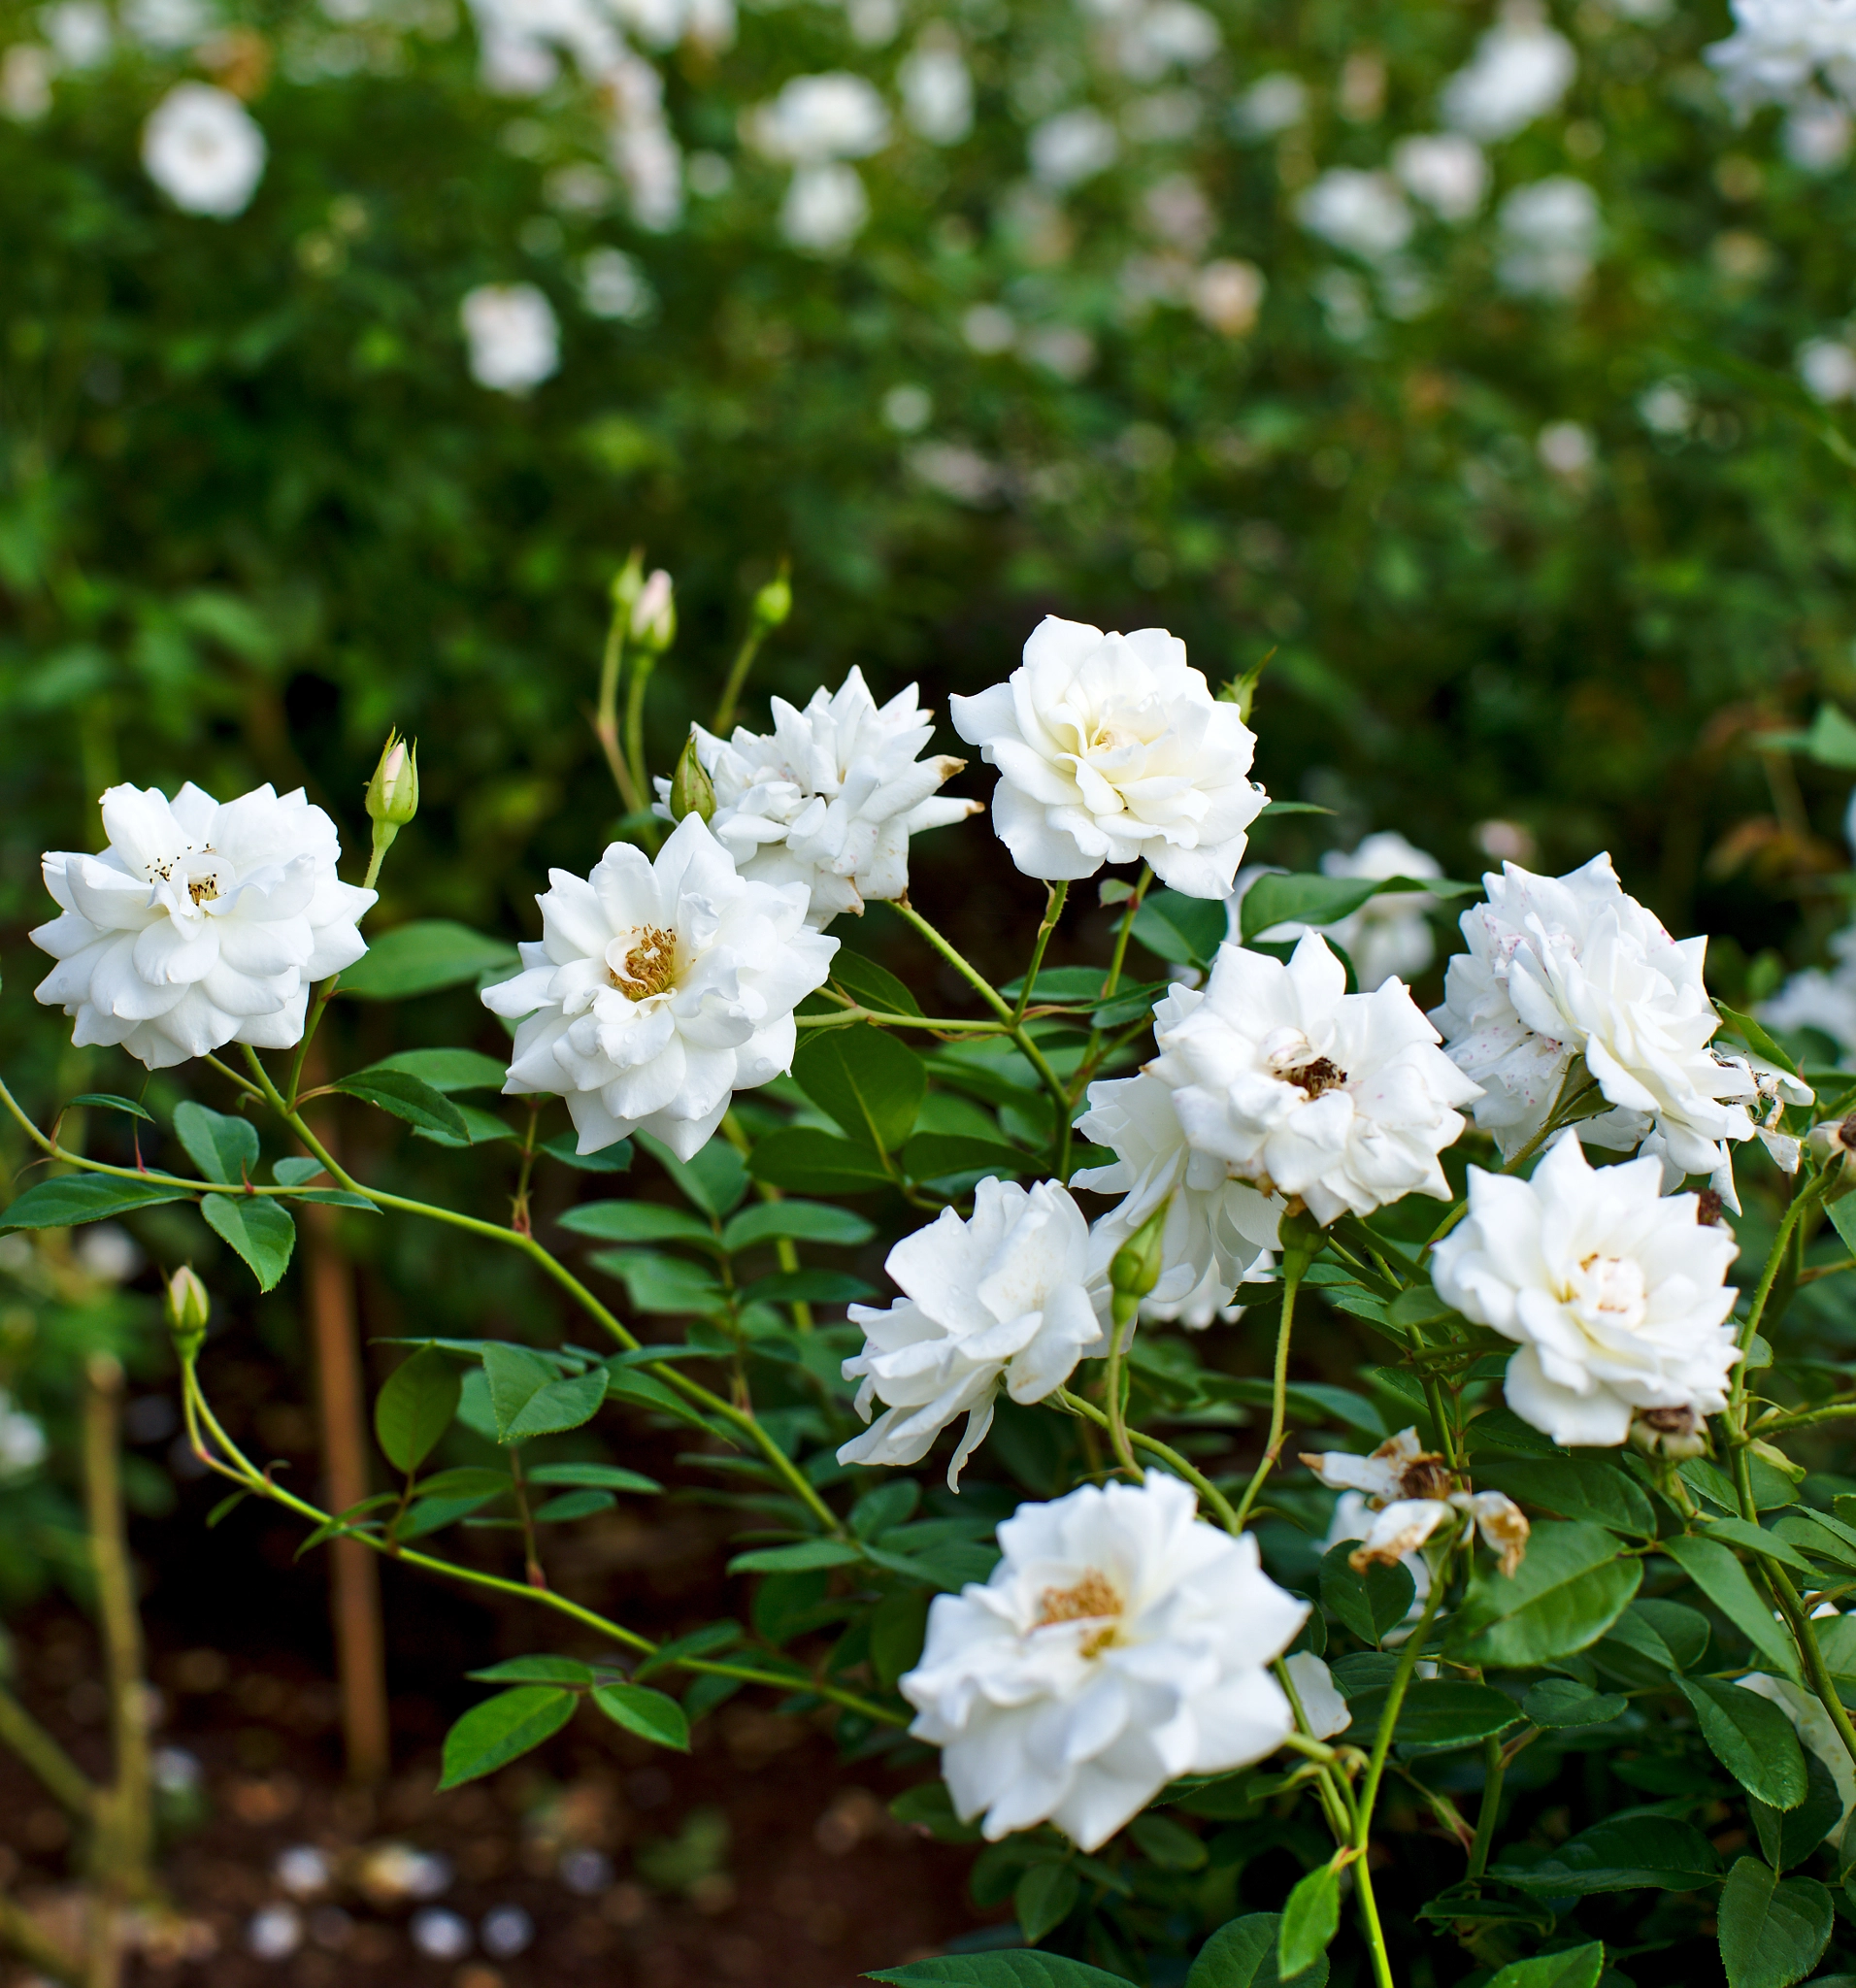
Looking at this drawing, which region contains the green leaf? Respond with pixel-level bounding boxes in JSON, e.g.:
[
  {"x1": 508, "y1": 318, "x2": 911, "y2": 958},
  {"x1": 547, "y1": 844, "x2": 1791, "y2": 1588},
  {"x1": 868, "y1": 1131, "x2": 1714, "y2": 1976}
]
[
  {"x1": 202, "y1": 1194, "x2": 296, "y2": 1291},
  {"x1": 1242, "y1": 873, "x2": 1381, "y2": 942},
  {"x1": 720, "y1": 1200, "x2": 878, "y2": 1252},
  {"x1": 589, "y1": 1249, "x2": 727, "y2": 1316},
  {"x1": 1492, "y1": 1814, "x2": 1722, "y2": 1894},
  {"x1": 1277, "y1": 1863, "x2": 1340, "y2": 1980},
  {"x1": 1752, "y1": 1746, "x2": 1844, "y2": 1872},
  {"x1": 339, "y1": 920, "x2": 518, "y2": 999},
  {"x1": 1448, "y1": 1522, "x2": 1641, "y2": 1667},
  {"x1": 412, "y1": 1101, "x2": 517, "y2": 1149},
  {"x1": 1714, "y1": 1004, "x2": 1803, "y2": 1078},
  {"x1": 871, "y1": 1585, "x2": 931, "y2": 1687},
  {"x1": 865, "y1": 1957, "x2": 1135, "y2": 1986},
  {"x1": 1703, "y1": 1516, "x2": 1819, "y2": 1575},
  {"x1": 436, "y1": 1686, "x2": 577, "y2": 1789},
  {"x1": 740, "y1": 1268, "x2": 875, "y2": 1306},
  {"x1": 1663, "y1": 1535, "x2": 1800, "y2": 1674},
  {"x1": 1127, "y1": 1813, "x2": 1208, "y2": 1871},
  {"x1": 591, "y1": 1681, "x2": 691, "y2": 1751},
  {"x1": 1798, "y1": 703, "x2": 1856, "y2": 771},
  {"x1": 1015, "y1": 1864, "x2": 1080, "y2": 1945},
  {"x1": 467, "y1": 1654, "x2": 595, "y2": 1685},
  {"x1": 525, "y1": 1462, "x2": 660, "y2": 1494},
  {"x1": 1593, "y1": 1598, "x2": 1714, "y2": 1687},
  {"x1": 1718, "y1": 1857, "x2": 1834, "y2": 1988},
  {"x1": 727, "y1": 1540, "x2": 863, "y2": 1574},
  {"x1": 541, "y1": 1134, "x2": 633, "y2": 1172},
  {"x1": 273, "y1": 1157, "x2": 322, "y2": 1185},
  {"x1": 1483, "y1": 1946, "x2": 1607, "y2": 1988},
  {"x1": 558, "y1": 1200, "x2": 718, "y2": 1247},
  {"x1": 1474, "y1": 1455, "x2": 1656, "y2": 1539},
  {"x1": 830, "y1": 949, "x2": 924, "y2": 1018},
  {"x1": 334, "y1": 1067, "x2": 470, "y2": 1142},
  {"x1": 173, "y1": 1100, "x2": 258, "y2": 1182},
  {"x1": 1187, "y1": 1913, "x2": 1329, "y2": 1988},
  {"x1": 414, "y1": 1468, "x2": 514, "y2": 1500},
  {"x1": 532, "y1": 1489, "x2": 615, "y2": 1521},
  {"x1": 67, "y1": 1092, "x2": 154, "y2": 1123},
  {"x1": 374, "y1": 1342, "x2": 462, "y2": 1474},
  {"x1": 1675, "y1": 1676, "x2": 1810, "y2": 1810},
  {"x1": 903, "y1": 1132, "x2": 1040, "y2": 1180},
  {"x1": 1346, "y1": 1680, "x2": 1522, "y2": 1755},
  {"x1": 636, "y1": 1131, "x2": 751, "y2": 1217},
  {"x1": 0, "y1": 1173, "x2": 190, "y2": 1230},
  {"x1": 1227, "y1": 1381, "x2": 1386, "y2": 1441},
  {"x1": 1318, "y1": 1541, "x2": 1414, "y2": 1647},
  {"x1": 1522, "y1": 1678, "x2": 1628, "y2": 1729},
  {"x1": 749, "y1": 1126, "x2": 894, "y2": 1193},
  {"x1": 362, "y1": 1046, "x2": 510, "y2": 1093},
  {"x1": 480, "y1": 1343, "x2": 609, "y2": 1442},
  {"x1": 1133, "y1": 890, "x2": 1228, "y2": 968},
  {"x1": 792, "y1": 1025, "x2": 927, "y2": 1152}
]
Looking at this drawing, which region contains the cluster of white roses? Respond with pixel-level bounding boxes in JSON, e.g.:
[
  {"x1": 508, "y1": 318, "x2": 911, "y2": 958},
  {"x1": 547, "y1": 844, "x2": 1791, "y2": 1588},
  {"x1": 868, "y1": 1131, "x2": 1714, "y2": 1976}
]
[{"x1": 29, "y1": 606, "x2": 1796, "y2": 1856}]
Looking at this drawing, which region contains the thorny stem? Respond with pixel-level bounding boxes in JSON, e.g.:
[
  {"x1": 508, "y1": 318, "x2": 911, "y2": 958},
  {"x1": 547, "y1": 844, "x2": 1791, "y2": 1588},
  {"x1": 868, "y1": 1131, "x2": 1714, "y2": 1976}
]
[
  {"x1": 229, "y1": 1049, "x2": 846, "y2": 1539},
  {"x1": 1232, "y1": 1244, "x2": 1315, "y2": 1530},
  {"x1": 1053, "y1": 1389, "x2": 1241, "y2": 1532},
  {"x1": 1012, "y1": 881, "x2": 1069, "y2": 1026},
  {"x1": 180, "y1": 1366, "x2": 900, "y2": 1728}
]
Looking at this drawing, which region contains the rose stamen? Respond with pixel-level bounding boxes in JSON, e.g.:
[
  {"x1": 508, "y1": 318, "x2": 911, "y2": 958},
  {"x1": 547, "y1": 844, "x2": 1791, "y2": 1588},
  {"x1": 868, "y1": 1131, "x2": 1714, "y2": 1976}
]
[{"x1": 610, "y1": 926, "x2": 679, "y2": 1001}]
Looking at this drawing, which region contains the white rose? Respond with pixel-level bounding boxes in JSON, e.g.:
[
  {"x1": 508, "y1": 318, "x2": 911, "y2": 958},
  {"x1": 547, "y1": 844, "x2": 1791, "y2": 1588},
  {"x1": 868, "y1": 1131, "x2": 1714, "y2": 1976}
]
[
  {"x1": 1707, "y1": 0, "x2": 1856, "y2": 114},
  {"x1": 1303, "y1": 1428, "x2": 1531, "y2": 1576},
  {"x1": 1440, "y1": 15, "x2": 1576, "y2": 141},
  {"x1": 1431, "y1": 1132, "x2": 1740, "y2": 1448},
  {"x1": 949, "y1": 615, "x2": 1268, "y2": 897},
  {"x1": 1429, "y1": 852, "x2": 1756, "y2": 1194},
  {"x1": 839, "y1": 1177, "x2": 1110, "y2": 1487},
  {"x1": 1392, "y1": 133, "x2": 1489, "y2": 222},
  {"x1": 1229, "y1": 831, "x2": 1443, "y2": 992},
  {"x1": 460, "y1": 283, "x2": 560, "y2": 395},
  {"x1": 1761, "y1": 924, "x2": 1856, "y2": 1061},
  {"x1": 1073, "y1": 1066, "x2": 1280, "y2": 1322},
  {"x1": 747, "y1": 71, "x2": 890, "y2": 163},
  {"x1": 481, "y1": 813, "x2": 837, "y2": 1159},
  {"x1": 32, "y1": 782, "x2": 375, "y2": 1070},
  {"x1": 657, "y1": 669, "x2": 978, "y2": 928},
  {"x1": 1296, "y1": 169, "x2": 1413, "y2": 260},
  {"x1": 141, "y1": 82, "x2": 266, "y2": 218},
  {"x1": 901, "y1": 1473, "x2": 1307, "y2": 1849},
  {"x1": 1497, "y1": 178, "x2": 1600, "y2": 301},
  {"x1": 1148, "y1": 932, "x2": 1480, "y2": 1226}
]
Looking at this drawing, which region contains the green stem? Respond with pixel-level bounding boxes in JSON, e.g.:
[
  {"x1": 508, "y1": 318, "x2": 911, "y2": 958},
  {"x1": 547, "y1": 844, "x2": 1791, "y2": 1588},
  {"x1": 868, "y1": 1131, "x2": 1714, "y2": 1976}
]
[
  {"x1": 1352, "y1": 1856, "x2": 1395, "y2": 1988},
  {"x1": 1012, "y1": 881, "x2": 1069, "y2": 1025},
  {"x1": 235, "y1": 1050, "x2": 845, "y2": 1538},
  {"x1": 624, "y1": 648, "x2": 660, "y2": 846},
  {"x1": 1232, "y1": 1245, "x2": 1314, "y2": 1530},
  {"x1": 0, "y1": 1886, "x2": 82, "y2": 1987},
  {"x1": 1102, "y1": 1300, "x2": 1139, "y2": 1479},
  {"x1": 793, "y1": 1006, "x2": 1010, "y2": 1036},
  {"x1": 1466, "y1": 1732, "x2": 1505, "y2": 1879},
  {"x1": 594, "y1": 590, "x2": 640, "y2": 813},
  {"x1": 1099, "y1": 867, "x2": 1152, "y2": 1005},
  {"x1": 1054, "y1": 1388, "x2": 1241, "y2": 1532},
  {"x1": 1353, "y1": 1522, "x2": 1458, "y2": 1860},
  {"x1": 0, "y1": 1683, "x2": 95, "y2": 1820},
  {"x1": 712, "y1": 621, "x2": 770, "y2": 737},
  {"x1": 182, "y1": 1368, "x2": 898, "y2": 1727},
  {"x1": 1732, "y1": 1172, "x2": 1828, "y2": 1408}
]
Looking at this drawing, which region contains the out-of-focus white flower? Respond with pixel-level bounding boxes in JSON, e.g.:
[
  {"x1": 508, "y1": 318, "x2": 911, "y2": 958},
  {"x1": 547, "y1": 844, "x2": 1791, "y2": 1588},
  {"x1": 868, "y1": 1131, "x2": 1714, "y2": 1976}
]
[
  {"x1": 1140, "y1": 172, "x2": 1214, "y2": 252},
  {"x1": 901, "y1": 1474, "x2": 1307, "y2": 1849},
  {"x1": 839, "y1": 1178, "x2": 1110, "y2": 1487},
  {"x1": 0, "y1": 1393, "x2": 46, "y2": 1480},
  {"x1": 1233, "y1": 72, "x2": 1307, "y2": 136},
  {"x1": 950, "y1": 615, "x2": 1269, "y2": 897},
  {"x1": 779, "y1": 162, "x2": 869, "y2": 252},
  {"x1": 1800, "y1": 336, "x2": 1856, "y2": 402},
  {"x1": 1392, "y1": 133, "x2": 1488, "y2": 221},
  {"x1": 460, "y1": 283, "x2": 560, "y2": 393},
  {"x1": 1151, "y1": 932, "x2": 1480, "y2": 1225},
  {"x1": 1538, "y1": 420, "x2": 1596, "y2": 480},
  {"x1": 1430, "y1": 853, "x2": 1756, "y2": 1196},
  {"x1": 75, "y1": 1224, "x2": 142, "y2": 1283},
  {"x1": 1110, "y1": 0, "x2": 1220, "y2": 82},
  {"x1": 1, "y1": 45, "x2": 53, "y2": 120},
  {"x1": 142, "y1": 82, "x2": 266, "y2": 218},
  {"x1": 1233, "y1": 833, "x2": 1444, "y2": 993},
  {"x1": 1707, "y1": 0, "x2": 1856, "y2": 114},
  {"x1": 1639, "y1": 379, "x2": 1696, "y2": 437},
  {"x1": 1022, "y1": 324, "x2": 1097, "y2": 381},
  {"x1": 882, "y1": 382, "x2": 933, "y2": 433},
  {"x1": 1441, "y1": 10, "x2": 1577, "y2": 141},
  {"x1": 1785, "y1": 90, "x2": 1854, "y2": 165},
  {"x1": 1030, "y1": 106, "x2": 1119, "y2": 189},
  {"x1": 1497, "y1": 178, "x2": 1600, "y2": 299},
  {"x1": 1762, "y1": 924, "x2": 1856, "y2": 1061},
  {"x1": 1075, "y1": 1065, "x2": 1281, "y2": 1322},
  {"x1": 1740, "y1": 1668, "x2": 1856, "y2": 1842},
  {"x1": 1304, "y1": 1428, "x2": 1531, "y2": 1574},
  {"x1": 481, "y1": 813, "x2": 838, "y2": 1158},
  {"x1": 121, "y1": 0, "x2": 213, "y2": 50},
  {"x1": 655, "y1": 670, "x2": 978, "y2": 926},
  {"x1": 1432, "y1": 1133, "x2": 1740, "y2": 1447},
  {"x1": 32, "y1": 783, "x2": 375, "y2": 1069},
  {"x1": 748, "y1": 71, "x2": 890, "y2": 163},
  {"x1": 580, "y1": 246, "x2": 655, "y2": 322},
  {"x1": 900, "y1": 35, "x2": 973, "y2": 144},
  {"x1": 1283, "y1": 1652, "x2": 1351, "y2": 1739},
  {"x1": 44, "y1": 2, "x2": 111, "y2": 67},
  {"x1": 1296, "y1": 169, "x2": 1412, "y2": 260},
  {"x1": 613, "y1": 116, "x2": 683, "y2": 232},
  {"x1": 1193, "y1": 260, "x2": 1266, "y2": 337}
]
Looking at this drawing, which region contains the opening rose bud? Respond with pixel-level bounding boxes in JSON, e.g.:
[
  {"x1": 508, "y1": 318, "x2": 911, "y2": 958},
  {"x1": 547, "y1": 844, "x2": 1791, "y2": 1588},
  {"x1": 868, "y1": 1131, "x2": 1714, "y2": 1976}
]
[
  {"x1": 165, "y1": 1266, "x2": 210, "y2": 1356},
  {"x1": 630, "y1": 569, "x2": 676, "y2": 650},
  {"x1": 668, "y1": 730, "x2": 715, "y2": 823},
  {"x1": 365, "y1": 731, "x2": 419, "y2": 830}
]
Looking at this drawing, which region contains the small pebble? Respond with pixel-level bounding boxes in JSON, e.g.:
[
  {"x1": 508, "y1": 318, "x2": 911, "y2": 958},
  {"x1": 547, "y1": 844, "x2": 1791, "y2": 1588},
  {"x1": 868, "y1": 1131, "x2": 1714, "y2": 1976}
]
[
  {"x1": 410, "y1": 1907, "x2": 473, "y2": 1961},
  {"x1": 247, "y1": 1905, "x2": 303, "y2": 1961},
  {"x1": 480, "y1": 1905, "x2": 533, "y2": 1959},
  {"x1": 559, "y1": 1847, "x2": 613, "y2": 1895},
  {"x1": 274, "y1": 1845, "x2": 331, "y2": 1898}
]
